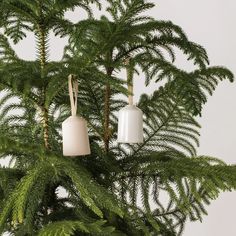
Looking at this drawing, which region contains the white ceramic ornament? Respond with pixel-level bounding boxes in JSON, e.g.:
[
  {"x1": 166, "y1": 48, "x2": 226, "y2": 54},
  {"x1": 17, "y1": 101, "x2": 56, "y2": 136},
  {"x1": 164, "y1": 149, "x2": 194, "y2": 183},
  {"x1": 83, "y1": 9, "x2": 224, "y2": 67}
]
[
  {"x1": 117, "y1": 104, "x2": 143, "y2": 143},
  {"x1": 62, "y1": 75, "x2": 91, "y2": 156},
  {"x1": 117, "y1": 60, "x2": 144, "y2": 143}
]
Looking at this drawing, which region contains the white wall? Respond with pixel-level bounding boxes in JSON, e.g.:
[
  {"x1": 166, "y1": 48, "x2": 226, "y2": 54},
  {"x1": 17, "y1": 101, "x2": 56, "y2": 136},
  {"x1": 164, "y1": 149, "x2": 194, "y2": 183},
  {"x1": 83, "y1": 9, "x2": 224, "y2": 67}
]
[
  {"x1": 1, "y1": 1, "x2": 236, "y2": 235},
  {"x1": 153, "y1": 1, "x2": 236, "y2": 235}
]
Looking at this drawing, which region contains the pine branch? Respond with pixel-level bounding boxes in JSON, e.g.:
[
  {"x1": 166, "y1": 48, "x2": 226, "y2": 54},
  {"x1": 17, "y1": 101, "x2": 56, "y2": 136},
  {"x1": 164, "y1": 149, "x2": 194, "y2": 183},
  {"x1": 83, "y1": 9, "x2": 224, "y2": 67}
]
[{"x1": 38, "y1": 220, "x2": 115, "y2": 236}]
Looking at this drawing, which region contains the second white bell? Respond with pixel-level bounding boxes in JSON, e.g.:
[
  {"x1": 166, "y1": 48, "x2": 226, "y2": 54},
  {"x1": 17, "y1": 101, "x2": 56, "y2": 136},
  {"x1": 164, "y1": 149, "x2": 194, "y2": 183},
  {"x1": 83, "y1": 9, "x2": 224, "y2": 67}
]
[
  {"x1": 117, "y1": 105, "x2": 143, "y2": 143},
  {"x1": 62, "y1": 116, "x2": 91, "y2": 156}
]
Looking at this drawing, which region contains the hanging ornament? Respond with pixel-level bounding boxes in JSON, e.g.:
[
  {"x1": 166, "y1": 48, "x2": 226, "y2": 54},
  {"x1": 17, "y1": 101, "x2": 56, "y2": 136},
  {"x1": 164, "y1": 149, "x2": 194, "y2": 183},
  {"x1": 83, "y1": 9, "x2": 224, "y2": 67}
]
[
  {"x1": 117, "y1": 59, "x2": 144, "y2": 143},
  {"x1": 62, "y1": 75, "x2": 91, "y2": 156}
]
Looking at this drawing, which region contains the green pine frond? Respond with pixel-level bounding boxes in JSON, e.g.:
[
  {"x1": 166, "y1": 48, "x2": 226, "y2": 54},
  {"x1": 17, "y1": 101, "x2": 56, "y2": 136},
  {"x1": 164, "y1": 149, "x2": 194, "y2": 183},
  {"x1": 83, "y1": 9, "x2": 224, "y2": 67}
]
[
  {"x1": 38, "y1": 220, "x2": 115, "y2": 236},
  {"x1": 120, "y1": 87, "x2": 200, "y2": 160},
  {"x1": 0, "y1": 34, "x2": 18, "y2": 62},
  {"x1": 0, "y1": 1, "x2": 235, "y2": 235},
  {"x1": 115, "y1": 151, "x2": 236, "y2": 234}
]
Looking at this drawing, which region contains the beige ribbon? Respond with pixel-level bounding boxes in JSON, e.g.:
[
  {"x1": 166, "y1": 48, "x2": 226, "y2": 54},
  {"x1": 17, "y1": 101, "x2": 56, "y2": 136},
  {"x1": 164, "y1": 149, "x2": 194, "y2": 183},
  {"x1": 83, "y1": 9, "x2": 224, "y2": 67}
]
[
  {"x1": 128, "y1": 84, "x2": 133, "y2": 105},
  {"x1": 68, "y1": 74, "x2": 78, "y2": 116},
  {"x1": 125, "y1": 57, "x2": 134, "y2": 105}
]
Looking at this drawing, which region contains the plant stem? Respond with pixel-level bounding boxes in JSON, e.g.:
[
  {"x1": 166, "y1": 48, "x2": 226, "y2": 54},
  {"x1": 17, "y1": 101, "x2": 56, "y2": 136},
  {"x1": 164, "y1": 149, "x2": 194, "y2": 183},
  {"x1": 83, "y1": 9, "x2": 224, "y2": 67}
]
[
  {"x1": 104, "y1": 82, "x2": 111, "y2": 153},
  {"x1": 38, "y1": 3, "x2": 49, "y2": 149},
  {"x1": 104, "y1": 67, "x2": 112, "y2": 153},
  {"x1": 39, "y1": 28, "x2": 46, "y2": 76},
  {"x1": 42, "y1": 106, "x2": 49, "y2": 149}
]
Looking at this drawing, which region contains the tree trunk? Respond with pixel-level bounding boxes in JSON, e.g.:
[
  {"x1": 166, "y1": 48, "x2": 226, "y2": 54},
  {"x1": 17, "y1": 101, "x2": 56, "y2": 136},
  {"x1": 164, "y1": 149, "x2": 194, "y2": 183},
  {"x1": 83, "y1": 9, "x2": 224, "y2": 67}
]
[{"x1": 38, "y1": 22, "x2": 49, "y2": 149}]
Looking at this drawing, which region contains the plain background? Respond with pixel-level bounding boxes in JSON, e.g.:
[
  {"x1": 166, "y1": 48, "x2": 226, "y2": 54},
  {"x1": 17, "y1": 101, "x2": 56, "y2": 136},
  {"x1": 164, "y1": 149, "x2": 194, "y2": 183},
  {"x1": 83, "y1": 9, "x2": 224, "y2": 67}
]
[{"x1": 1, "y1": 0, "x2": 236, "y2": 235}]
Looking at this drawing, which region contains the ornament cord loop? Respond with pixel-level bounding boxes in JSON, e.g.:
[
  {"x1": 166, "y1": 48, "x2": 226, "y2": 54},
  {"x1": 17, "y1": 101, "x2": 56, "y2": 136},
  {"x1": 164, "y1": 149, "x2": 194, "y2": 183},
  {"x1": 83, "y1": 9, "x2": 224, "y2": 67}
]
[
  {"x1": 68, "y1": 74, "x2": 78, "y2": 116},
  {"x1": 128, "y1": 83, "x2": 133, "y2": 105},
  {"x1": 125, "y1": 57, "x2": 134, "y2": 105}
]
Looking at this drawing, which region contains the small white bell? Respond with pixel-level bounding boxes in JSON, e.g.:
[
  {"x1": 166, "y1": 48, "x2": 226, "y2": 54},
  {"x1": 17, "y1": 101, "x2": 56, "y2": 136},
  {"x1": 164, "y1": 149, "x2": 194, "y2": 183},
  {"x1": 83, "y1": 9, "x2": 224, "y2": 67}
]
[
  {"x1": 62, "y1": 116, "x2": 91, "y2": 156},
  {"x1": 117, "y1": 58, "x2": 143, "y2": 143},
  {"x1": 62, "y1": 75, "x2": 91, "y2": 156},
  {"x1": 117, "y1": 105, "x2": 143, "y2": 143}
]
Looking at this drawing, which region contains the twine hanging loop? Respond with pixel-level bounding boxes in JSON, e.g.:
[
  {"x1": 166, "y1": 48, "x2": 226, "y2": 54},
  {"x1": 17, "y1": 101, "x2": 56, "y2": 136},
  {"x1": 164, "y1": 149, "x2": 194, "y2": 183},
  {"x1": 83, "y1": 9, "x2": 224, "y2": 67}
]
[
  {"x1": 125, "y1": 57, "x2": 134, "y2": 105},
  {"x1": 68, "y1": 74, "x2": 78, "y2": 116}
]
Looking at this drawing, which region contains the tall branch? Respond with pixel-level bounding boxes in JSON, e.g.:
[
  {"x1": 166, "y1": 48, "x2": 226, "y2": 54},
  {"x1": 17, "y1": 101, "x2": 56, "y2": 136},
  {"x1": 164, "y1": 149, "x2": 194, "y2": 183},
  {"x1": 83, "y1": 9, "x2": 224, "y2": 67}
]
[
  {"x1": 38, "y1": 2, "x2": 49, "y2": 150},
  {"x1": 104, "y1": 67, "x2": 112, "y2": 153}
]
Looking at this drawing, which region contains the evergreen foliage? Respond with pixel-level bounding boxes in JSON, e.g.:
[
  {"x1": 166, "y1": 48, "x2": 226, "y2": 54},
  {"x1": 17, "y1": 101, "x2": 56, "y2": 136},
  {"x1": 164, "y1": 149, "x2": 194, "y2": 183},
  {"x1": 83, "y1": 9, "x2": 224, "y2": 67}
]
[{"x1": 0, "y1": 0, "x2": 235, "y2": 235}]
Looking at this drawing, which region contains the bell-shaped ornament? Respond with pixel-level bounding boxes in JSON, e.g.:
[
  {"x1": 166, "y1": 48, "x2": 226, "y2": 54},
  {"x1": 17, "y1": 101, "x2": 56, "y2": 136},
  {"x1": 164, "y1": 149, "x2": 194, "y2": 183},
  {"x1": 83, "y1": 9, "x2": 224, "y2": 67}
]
[
  {"x1": 117, "y1": 59, "x2": 143, "y2": 143},
  {"x1": 117, "y1": 104, "x2": 143, "y2": 143},
  {"x1": 62, "y1": 116, "x2": 90, "y2": 156},
  {"x1": 62, "y1": 75, "x2": 91, "y2": 156}
]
